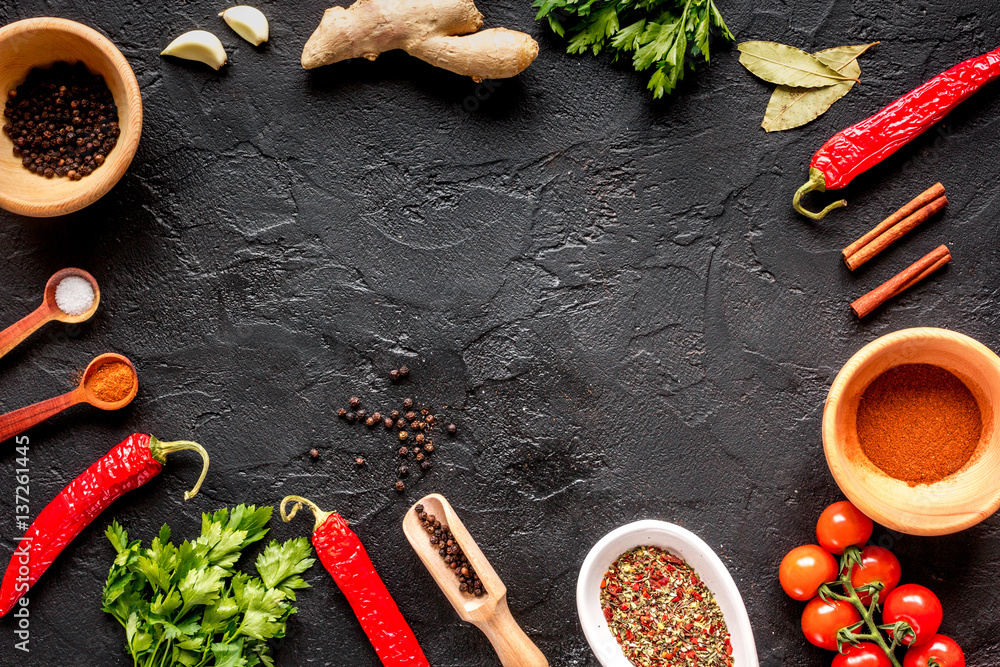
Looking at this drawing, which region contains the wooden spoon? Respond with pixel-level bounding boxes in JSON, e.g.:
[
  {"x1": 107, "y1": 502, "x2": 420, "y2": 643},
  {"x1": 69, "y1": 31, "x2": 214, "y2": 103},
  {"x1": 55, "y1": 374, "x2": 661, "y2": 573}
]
[
  {"x1": 0, "y1": 353, "x2": 137, "y2": 443},
  {"x1": 403, "y1": 493, "x2": 548, "y2": 667},
  {"x1": 0, "y1": 268, "x2": 100, "y2": 360}
]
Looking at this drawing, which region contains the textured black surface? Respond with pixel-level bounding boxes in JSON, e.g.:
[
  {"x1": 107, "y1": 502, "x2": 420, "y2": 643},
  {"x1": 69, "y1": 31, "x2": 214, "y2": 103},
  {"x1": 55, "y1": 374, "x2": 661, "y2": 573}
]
[{"x1": 1, "y1": 0, "x2": 1000, "y2": 665}]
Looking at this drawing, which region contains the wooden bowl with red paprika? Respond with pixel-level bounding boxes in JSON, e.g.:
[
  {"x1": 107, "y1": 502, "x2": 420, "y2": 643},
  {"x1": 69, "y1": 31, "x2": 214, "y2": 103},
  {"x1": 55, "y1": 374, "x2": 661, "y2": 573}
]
[{"x1": 824, "y1": 327, "x2": 1000, "y2": 536}]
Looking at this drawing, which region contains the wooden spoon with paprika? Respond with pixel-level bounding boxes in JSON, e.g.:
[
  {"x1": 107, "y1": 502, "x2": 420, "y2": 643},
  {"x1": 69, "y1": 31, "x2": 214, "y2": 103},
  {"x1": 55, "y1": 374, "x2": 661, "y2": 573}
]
[{"x1": 0, "y1": 352, "x2": 137, "y2": 444}]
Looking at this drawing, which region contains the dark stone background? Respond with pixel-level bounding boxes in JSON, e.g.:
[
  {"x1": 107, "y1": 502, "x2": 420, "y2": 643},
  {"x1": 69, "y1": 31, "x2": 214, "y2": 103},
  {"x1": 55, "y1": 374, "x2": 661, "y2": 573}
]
[{"x1": 1, "y1": 0, "x2": 999, "y2": 665}]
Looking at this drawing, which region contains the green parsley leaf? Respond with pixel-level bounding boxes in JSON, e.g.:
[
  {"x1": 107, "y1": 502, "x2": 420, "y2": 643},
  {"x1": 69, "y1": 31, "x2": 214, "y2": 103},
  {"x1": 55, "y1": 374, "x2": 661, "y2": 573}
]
[{"x1": 255, "y1": 538, "x2": 315, "y2": 601}]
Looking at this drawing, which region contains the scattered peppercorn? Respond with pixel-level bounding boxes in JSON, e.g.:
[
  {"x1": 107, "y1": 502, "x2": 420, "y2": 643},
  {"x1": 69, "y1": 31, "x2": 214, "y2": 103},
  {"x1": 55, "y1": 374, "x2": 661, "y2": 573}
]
[
  {"x1": 384, "y1": 417, "x2": 395, "y2": 429},
  {"x1": 396, "y1": 419, "x2": 407, "y2": 429},
  {"x1": 309, "y1": 448, "x2": 320, "y2": 460},
  {"x1": 420, "y1": 460, "x2": 431, "y2": 471},
  {"x1": 390, "y1": 410, "x2": 400, "y2": 420},
  {"x1": 345, "y1": 411, "x2": 356, "y2": 422},
  {"x1": 2, "y1": 62, "x2": 119, "y2": 180},
  {"x1": 355, "y1": 456, "x2": 366, "y2": 466},
  {"x1": 447, "y1": 424, "x2": 457, "y2": 435},
  {"x1": 399, "y1": 431, "x2": 409, "y2": 442},
  {"x1": 371, "y1": 412, "x2": 382, "y2": 422},
  {"x1": 349, "y1": 396, "x2": 361, "y2": 409},
  {"x1": 405, "y1": 411, "x2": 416, "y2": 422},
  {"x1": 337, "y1": 408, "x2": 347, "y2": 418},
  {"x1": 426, "y1": 414, "x2": 436, "y2": 424},
  {"x1": 389, "y1": 369, "x2": 400, "y2": 382},
  {"x1": 415, "y1": 433, "x2": 426, "y2": 445},
  {"x1": 356, "y1": 409, "x2": 367, "y2": 420},
  {"x1": 399, "y1": 446, "x2": 409, "y2": 456},
  {"x1": 403, "y1": 398, "x2": 414, "y2": 409},
  {"x1": 399, "y1": 366, "x2": 410, "y2": 378},
  {"x1": 424, "y1": 441, "x2": 435, "y2": 453},
  {"x1": 415, "y1": 452, "x2": 425, "y2": 462},
  {"x1": 395, "y1": 480, "x2": 406, "y2": 492},
  {"x1": 398, "y1": 465, "x2": 409, "y2": 477},
  {"x1": 365, "y1": 416, "x2": 376, "y2": 427}
]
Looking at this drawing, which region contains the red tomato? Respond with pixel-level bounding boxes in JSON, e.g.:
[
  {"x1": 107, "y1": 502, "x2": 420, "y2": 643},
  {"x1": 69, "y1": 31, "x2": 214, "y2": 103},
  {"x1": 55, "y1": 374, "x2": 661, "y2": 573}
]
[
  {"x1": 850, "y1": 545, "x2": 902, "y2": 605},
  {"x1": 802, "y1": 597, "x2": 861, "y2": 651},
  {"x1": 883, "y1": 584, "x2": 943, "y2": 647},
  {"x1": 832, "y1": 642, "x2": 892, "y2": 667},
  {"x1": 817, "y1": 501, "x2": 874, "y2": 555},
  {"x1": 780, "y1": 545, "x2": 839, "y2": 601},
  {"x1": 902, "y1": 635, "x2": 965, "y2": 667}
]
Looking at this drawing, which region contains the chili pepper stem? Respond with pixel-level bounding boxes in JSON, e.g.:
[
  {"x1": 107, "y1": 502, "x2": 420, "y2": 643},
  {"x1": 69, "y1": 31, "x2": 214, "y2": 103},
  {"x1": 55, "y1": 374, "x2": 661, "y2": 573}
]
[
  {"x1": 280, "y1": 495, "x2": 334, "y2": 532},
  {"x1": 794, "y1": 168, "x2": 848, "y2": 220},
  {"x1": 148, "y1": 437, "x2": 210, "y2": 500}
]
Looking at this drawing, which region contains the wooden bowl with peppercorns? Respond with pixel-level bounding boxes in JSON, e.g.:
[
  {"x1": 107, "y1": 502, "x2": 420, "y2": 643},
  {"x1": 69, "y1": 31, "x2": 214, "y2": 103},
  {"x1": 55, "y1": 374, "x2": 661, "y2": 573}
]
[
  {"x1": 0, "y1": 17, "x2": 142, "y2": 217},
  {"x1": 824, "y1": 327, "x2": 1000, "y2": 536}
]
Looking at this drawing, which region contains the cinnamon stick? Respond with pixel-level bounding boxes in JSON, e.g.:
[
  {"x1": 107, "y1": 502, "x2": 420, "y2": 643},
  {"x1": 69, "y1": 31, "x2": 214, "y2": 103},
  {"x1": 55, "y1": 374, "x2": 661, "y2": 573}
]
[
  {"x1": 843, "y1": 183, "x2": 945, "y2": 260},
  {"x1": 843, "y1": 191, "x2": 947, "y2": 270},
  {"x1": 851, "y1": 245, "x2": 952, "y2": 318}
]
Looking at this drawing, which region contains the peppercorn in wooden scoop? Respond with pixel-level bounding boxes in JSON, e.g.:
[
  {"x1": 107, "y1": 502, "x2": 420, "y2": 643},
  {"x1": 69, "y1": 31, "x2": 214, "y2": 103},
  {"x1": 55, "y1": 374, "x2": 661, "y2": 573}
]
[
  {"x1": 0, "y1": 352, "x2": 137, "y2": 443},
  {"x1": 402, "y1": 493, "x2": 548, "y2": 667}
]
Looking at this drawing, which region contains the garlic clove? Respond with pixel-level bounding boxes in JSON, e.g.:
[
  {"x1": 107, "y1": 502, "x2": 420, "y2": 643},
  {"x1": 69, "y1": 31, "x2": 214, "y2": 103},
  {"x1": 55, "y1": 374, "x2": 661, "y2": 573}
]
[
  {"x1": 220, "y1": 6, "x2": 269, "y2": 46},
  {"x1": 161, "y1": 30, "x2": 228, "y2": 70}
]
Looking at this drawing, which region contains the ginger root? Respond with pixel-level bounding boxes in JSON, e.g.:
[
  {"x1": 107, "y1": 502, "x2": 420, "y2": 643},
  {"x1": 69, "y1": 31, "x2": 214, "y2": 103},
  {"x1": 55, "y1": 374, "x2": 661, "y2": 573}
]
[{"x1": 301, "y1": 0, "x2": 539, "y2": 82}]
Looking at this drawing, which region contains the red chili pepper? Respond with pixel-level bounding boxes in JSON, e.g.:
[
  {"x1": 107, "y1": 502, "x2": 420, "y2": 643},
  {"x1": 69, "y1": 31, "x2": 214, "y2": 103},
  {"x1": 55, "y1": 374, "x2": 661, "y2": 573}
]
[
  {"x1": 0, "y1": 434, "x2": 209, "y2": 617},
  {"x1": 794, "y1": 46, "x2": 1000, "y2": 219},
  {"x1": 280, "y1": 495, "x2": 430, "y2": 667}
]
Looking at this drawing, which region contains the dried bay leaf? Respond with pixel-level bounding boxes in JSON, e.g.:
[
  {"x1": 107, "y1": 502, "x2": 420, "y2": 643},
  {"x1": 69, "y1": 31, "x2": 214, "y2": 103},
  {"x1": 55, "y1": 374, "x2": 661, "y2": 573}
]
[
  {"x1": 738, "y1": 41, "x2": 859, "y2": 88},
  {"x1": 762, "y1": 43, "x2": 879, "y2": 132}
]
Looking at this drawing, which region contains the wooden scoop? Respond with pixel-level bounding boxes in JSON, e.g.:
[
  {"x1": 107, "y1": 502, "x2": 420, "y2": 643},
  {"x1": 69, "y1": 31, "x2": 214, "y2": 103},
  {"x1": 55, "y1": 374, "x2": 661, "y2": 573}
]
[
  {"x1": 0, "y1": 268, "x2": 100, "y2": 360},
  {"x1": 0, "y1": 353, "x2": 137, "y2": 443},
  {"x1": 403, "y1": 493, "x2": 548, "y2": 667}
]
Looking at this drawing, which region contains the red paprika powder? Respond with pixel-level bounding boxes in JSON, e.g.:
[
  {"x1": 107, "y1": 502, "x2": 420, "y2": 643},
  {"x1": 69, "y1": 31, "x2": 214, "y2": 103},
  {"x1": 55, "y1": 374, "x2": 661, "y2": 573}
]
[{"x1": 856, "y1": 363, "x2": 982, "y2": 484}]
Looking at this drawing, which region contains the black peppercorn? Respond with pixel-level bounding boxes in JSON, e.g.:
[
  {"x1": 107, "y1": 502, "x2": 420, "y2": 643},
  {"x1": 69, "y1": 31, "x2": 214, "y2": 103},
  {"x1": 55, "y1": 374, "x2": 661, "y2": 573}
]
[
  {"x1": 349, "y1": 396, "x2": 361, "y2": 409},
  {"x1": 371, "y1": 412, "x2": 382, "y2": 422},
  {"x1": 415, "y1": 452, "x2": 425, "y2": 462},
  {"x1": 345, "y1": 412, "x2": 356, "y2": 422},
  {"x1": 355, "y1": 456, "x2": 365, "y2": 466},
  {"x1": 395, "y1": 480, "x2": 405, "y2": 492},
  {"x1": 390, "y1": 410, "x2": 400, "y2": 420},
  {"x1": 365, "y1": 417, "x2": 376, "y2": 427},
  {"x1": 309, "y1": 448, "x2": 319, "y2": 460},
  {"x1": 424, "y1": 442, "x2": 435, "y2": 453},
  {"x1": 420, "y1": 460, "x2": 431, "y2": 471},
  {"x1": 415, "y1": 504, "x2": 424, "y2": 513},
  {"x1": 389, "y1": 369, "x2": 400, "y2": 381},
  {"x1": 403, "y1": 398, "x2": 414, "y2": 409},
  {"x1": 399, "y1": 366, "x2": 410, "y2": 377},
  {"x1": 447, "y1": 424, "x2": 457, "y2": 435},
  {"x1": 399, "y1": 431, "x2": 409, "y2": 442},
  {"x1": 398, "y1": 446, "x2": 409, "y2": 456},
  {"x1": 356, "y1": 409, "x2": 367, "y2": 420},
  {"x1": 396, "y1": 419, "x2": 406, "y2": 429},
  {"x1": 398, "y1": 465, "x2": 409, "y2": 477},
  {"x1": 337, "y1": 408, "x2": 347, "y2": 418},
  {"x1": 384, "y1": 417, "x2": 394, "y2": 429},
  {"x1": 426, "y1": 414, "x2": 436, "y2": 424},
  {"x1": 415, "y1": 433, "x2": 426, "y2": 445}
]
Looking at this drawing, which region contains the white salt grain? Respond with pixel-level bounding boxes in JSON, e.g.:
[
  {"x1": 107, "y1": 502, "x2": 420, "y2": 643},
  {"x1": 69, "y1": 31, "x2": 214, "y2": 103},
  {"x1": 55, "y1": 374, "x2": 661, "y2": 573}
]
[{"x1": 55, "y1": 276, "x2": 95, "y2": 316}]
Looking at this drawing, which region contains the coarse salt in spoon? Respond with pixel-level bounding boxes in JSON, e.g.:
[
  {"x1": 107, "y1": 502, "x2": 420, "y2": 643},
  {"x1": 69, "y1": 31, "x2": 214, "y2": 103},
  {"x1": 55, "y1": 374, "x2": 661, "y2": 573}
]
[
  {"x1": 0, "y1": 268, "x2": 100, "y2": 360},
  {"x1": 402, "y1": 493, "x2": 548, "y2": 667},
  {"x1": 0, "y1": 353, "x2": 137, "y2": 444}
]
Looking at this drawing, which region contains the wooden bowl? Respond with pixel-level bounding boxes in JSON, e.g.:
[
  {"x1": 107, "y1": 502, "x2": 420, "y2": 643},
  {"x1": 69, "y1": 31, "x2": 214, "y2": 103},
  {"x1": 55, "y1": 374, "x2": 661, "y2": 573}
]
[
  {"x1": 0, "y1": 18, "x2": 142, "y2": 217},
  {"x1": 823, "y1": 327, "x2": 1000, "y2": 536}
]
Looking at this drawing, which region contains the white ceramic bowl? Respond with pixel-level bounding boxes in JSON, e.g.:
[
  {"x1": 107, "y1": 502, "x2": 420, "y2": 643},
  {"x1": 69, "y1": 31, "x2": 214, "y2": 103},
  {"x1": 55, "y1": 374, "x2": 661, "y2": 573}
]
[{"x1": 577, "y1": 520, "x2": 758, "y2": 667}]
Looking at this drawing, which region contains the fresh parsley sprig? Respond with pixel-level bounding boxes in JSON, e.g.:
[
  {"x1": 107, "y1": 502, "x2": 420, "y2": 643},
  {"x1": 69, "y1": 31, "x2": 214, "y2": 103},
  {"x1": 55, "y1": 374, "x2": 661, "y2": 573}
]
[
  {"x1": 533, "y1": 0, "x2": 734, "y2": 98},
  {"x1": 102, "y1": 505, "x2": 315, "y2": 667}
]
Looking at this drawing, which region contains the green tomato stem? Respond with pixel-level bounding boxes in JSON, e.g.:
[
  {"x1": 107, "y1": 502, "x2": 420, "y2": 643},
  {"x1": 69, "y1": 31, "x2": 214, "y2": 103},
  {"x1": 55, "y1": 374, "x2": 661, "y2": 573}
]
[{"x1": 837, "y1": 546, "x2": 903, "y2": 667}]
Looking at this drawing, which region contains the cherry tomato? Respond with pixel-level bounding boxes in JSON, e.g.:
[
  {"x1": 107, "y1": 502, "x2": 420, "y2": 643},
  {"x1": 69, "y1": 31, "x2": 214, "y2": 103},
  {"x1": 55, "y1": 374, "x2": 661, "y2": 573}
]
[
  {"x1": 817, "y1": 501, "x2": 874, "y2": 555},
  {"x1": 902, "y1": 635, "x2": 965, "y2": 667},
  {"x1": 832, "y1": 642, "x2": 892, "y2": 667},
  {"x1": 883, "y1": 584, "x2": 943, "y2": 647},
  {"x1": 780, "y1": 545, "x2": 839, "y2": 601},
  {"x1": 802, "y1": 597, "x2": 861, "y2": 651},
  {"x1": 850, "y1": 545, "x2": 902, "y2": 605}
]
